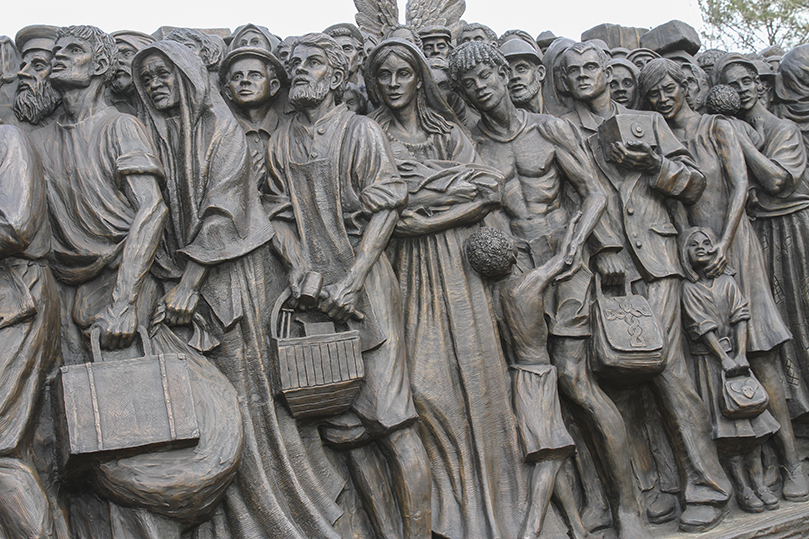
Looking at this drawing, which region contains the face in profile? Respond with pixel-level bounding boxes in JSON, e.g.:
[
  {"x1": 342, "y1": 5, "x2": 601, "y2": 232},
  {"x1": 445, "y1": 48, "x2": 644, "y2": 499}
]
[
  {"x1": 139, "y1": 52, "x2": 180, "y2": 113},
  {"x1": 375, "y1": 51, "x2": 420, "y2": 111},
  {"x1": 50, "y1": 36, "x2": 96, "y2": 88},
  {"x1": 226, "y1": 57, "x2": 279, "y2": 109}
]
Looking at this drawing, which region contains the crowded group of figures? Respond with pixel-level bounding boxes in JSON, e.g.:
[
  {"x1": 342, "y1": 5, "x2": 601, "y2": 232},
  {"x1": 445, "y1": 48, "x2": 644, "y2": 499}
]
[{"x1": 5, "y1": 3, "x2": 809, "y2": 539}]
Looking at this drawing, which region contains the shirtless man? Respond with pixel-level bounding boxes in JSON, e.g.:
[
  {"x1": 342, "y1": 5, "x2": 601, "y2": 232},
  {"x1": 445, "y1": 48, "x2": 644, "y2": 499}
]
[{"x1": 448, "y1": 41, "x2": 649, "y2": 539}]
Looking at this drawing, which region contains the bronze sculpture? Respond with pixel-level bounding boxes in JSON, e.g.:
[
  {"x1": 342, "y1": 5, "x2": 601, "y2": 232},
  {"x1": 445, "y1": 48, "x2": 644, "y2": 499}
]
[
  {"x1": 266, "y1": 33, "x2": 432, "y2": 539},
  {"x1": 3, "y1": 6, "x2": 809, "y2": 539},
  {"x1": 557, "y1": 40, "x2": 733, "y2": 533}
]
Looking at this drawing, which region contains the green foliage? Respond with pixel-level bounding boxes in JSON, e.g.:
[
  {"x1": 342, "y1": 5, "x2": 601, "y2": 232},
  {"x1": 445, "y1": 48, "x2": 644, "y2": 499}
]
[{"x1": 699, "y1": 0, "x2": 809, "y2": 52}]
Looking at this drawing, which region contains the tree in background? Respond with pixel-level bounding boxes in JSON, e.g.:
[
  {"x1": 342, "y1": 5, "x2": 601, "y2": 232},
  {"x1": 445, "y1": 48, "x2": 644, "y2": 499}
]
[{"x1": 699, "y1": 0, "x2": 809, "y2": 52}]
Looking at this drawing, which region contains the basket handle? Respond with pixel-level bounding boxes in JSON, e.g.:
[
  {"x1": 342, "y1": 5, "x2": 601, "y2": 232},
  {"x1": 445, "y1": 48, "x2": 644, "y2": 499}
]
[
  {"x1": 270, "y1": 288, "x2": 293, "y2": 339},
  {"x1": 89, "y1": 324, "x2": 154, "y2": 363}
]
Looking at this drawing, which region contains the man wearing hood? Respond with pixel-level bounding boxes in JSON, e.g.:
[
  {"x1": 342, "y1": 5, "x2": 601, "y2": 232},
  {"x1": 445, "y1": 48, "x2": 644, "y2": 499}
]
[
  {"x1": 107, "y1": 30, "x2": 154, "y2": 115},
  {"x1": 13, "y1": 25, "x2": 62, "y2": 129},
  {"x1": 133, "y1": 39, "x2": 352, "y2": 539},
  {"x1": 266, "y1": 33, "x2": 432, "y2": 539}
]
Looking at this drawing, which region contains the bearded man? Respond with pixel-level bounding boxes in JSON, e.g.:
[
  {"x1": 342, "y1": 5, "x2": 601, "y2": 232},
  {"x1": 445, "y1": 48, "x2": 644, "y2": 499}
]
[
  {"x1": 266, "y1": 33, "x2": 432, "y2": 539},
  {"x1": 13, "y1": 25, "x2": 61, "y2": 128},
  {"x1": 106, "y1": 30, "x2": 154, "y2": 115},
  {"x1": 501, "y1": 37, "x2": 546, "y2": 113}
]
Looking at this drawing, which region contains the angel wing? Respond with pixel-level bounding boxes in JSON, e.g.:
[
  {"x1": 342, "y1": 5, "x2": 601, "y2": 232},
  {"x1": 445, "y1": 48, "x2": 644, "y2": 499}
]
[
  {"x1": 355, "y1": 0, "x2": 401, "y2": 40},
  {"x1": 405, "y1": 0, "x2": 466, "y2": 33}
]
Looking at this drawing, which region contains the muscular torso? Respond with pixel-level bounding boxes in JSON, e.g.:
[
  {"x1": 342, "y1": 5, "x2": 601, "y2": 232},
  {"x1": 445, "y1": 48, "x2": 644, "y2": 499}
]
[{"x1": 474, "y1": 121, "x2": 566, "y2": 230}]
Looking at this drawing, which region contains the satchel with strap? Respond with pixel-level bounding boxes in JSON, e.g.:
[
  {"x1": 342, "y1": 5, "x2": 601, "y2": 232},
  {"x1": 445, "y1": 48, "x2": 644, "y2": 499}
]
[{"x1": 590, "y1": 274, "x2": 666, "y2": 385}]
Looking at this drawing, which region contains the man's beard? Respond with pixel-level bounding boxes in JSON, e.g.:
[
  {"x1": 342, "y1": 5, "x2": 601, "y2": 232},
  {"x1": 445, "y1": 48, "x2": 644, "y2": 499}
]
[
  {"x1": 510, "y1": 76, "x2": 542, "y2": 106},
  {"x1": 289, "y1": 77, "x2": 331, "y2": 109},
  {"x1": 14, "y1": 79, "x2": 61, "y2": 125}
]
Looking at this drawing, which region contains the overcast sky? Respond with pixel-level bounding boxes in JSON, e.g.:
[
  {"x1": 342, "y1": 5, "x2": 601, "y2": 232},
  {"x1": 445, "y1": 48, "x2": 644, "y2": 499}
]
[{"x1": 0, "y1": 0, "x2": 705, "y2": 45}]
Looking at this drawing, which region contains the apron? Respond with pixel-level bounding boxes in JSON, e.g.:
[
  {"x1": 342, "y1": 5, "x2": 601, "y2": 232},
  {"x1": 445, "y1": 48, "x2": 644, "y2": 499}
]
[{"x1": 286, "y1": 114, "x2": 385, "y2": 351}]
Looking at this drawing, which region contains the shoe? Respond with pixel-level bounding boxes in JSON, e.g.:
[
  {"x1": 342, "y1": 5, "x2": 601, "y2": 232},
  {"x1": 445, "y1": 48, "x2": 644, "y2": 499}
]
[
  {"x1": 647, "y1": 492, "x2": 677, "y2": 524},
  {"x1": 756, "y1": 486, "x2": 779, "y2": 510},
  {"x1": 737, "y1": 488, "x2": 764, "y2": 513},
  {"x1": 783, "y1": 463, "x2": 809, "y2": 502},
  {"x1": 679, "y1": 505, "x2": 725, "y2": 533}
]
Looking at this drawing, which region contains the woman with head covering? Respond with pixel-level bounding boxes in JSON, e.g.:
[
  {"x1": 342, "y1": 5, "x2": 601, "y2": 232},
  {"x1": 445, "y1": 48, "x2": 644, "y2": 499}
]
[
  {"x1": 132, "y1": 40, "x2": 346, "y2": 539},
  {"x1": 607, "y1": 57, "x2": 641, "y2": 109},
  {"x1": 776, "y1": 44, "x2": 809, "y2": 151},
  {"x1": 640, "y1": 58, "x2": 800, "y2": 510},
  {"x1": 366, "y1": 37, "x2": 547, "y2": 539}
]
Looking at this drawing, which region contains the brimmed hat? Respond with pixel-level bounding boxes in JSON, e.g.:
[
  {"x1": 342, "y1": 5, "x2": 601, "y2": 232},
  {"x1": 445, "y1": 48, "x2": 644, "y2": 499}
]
[
  {"x1": 219, "y1": 46, "x2": 288, "y2": 87},
  {"x1": 500, "y1": 38, "x2": 543, "y2": 64}
]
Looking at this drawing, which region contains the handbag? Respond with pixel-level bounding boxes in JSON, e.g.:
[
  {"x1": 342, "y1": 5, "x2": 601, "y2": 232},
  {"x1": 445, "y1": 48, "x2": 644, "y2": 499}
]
[
  {"x1": 590, "y1": 274, "x2": 666, "y2": 385},
  {"x1": 721, "y1": 368, "x2": 770, "y2": 419}
]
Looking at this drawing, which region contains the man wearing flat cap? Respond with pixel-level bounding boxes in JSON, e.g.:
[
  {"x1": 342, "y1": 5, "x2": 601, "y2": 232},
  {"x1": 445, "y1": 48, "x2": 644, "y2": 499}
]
[
  {"x1": 501, "y1": 38, "x2": 546, "y2": 113},
  {"x1": 107, "y1": 30, "x2": 154, "y2": 115},
  {"x1": 13, "y1": 24, "x2": 61, "y2": 128},
  {"x1": 220, "y1": 46, "x2": 288, "y2": 190},
  {"x1": 418, "y1": 25, "x2": 452, "y2": 61}
]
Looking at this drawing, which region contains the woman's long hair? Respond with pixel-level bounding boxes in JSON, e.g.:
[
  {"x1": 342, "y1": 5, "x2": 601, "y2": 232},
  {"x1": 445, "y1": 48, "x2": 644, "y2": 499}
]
[{"x1": 366, "y1": 39, "x2": 457, "y2": 136}]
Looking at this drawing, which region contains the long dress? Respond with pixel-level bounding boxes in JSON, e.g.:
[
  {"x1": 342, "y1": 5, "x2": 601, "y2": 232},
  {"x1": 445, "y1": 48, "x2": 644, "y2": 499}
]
[
  {"x1": 745, "y1": 113, "x2": 809, "y2": 418},
  {"x1": 681, "y1": 115, "x2": 791, "y2": 355},
  {"x1": 389, "y1": 125, "x2": 532, "y2": 539}
]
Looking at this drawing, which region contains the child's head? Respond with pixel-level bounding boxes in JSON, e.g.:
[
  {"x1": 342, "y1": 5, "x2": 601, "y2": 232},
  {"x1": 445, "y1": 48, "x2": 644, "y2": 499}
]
[
  {"x1": 464, "y1": 227, "x2": 517, "y2": 281},
  {"x1": 680, "y1": 226, "x2": 717, "y2": 282}
]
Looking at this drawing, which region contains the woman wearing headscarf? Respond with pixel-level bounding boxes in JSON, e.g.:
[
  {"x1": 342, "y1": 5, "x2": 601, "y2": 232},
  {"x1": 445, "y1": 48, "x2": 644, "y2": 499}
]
[
  {"x1": 365, "y1": 37, "x2": 540, "y2": 539},
  {"x1": 608, "y1": 58, "x2": 641, "y2": 110},
  {"x1": 641, "y1": 58, "x2": 801, "y2": 509},
  {"x1": 132, "y1": 40, "x2": 346, "y2": 539}
]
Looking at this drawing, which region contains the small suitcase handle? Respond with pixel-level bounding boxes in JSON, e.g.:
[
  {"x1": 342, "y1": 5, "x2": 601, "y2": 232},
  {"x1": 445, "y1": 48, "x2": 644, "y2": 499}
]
[
  {"x1": 594, "y1": 272, "x2": 632, "y2": 299},
  {"x1": 90, "y1": 325, "x2": 154, "y2": 363}
]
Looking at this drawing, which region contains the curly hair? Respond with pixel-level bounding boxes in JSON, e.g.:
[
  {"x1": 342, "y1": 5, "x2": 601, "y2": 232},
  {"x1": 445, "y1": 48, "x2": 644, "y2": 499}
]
[
  {"x1": 55, "y1": 25, "x2": 118, "y2": 84},
  {"x1": 290, "y1": 33, "x2": 349, "y2": 101},
  {"x1": 448, "y1": 41, "x2": 508, "y2": 88},
  {"x1": 166, "y1": 28, "x2": 224, "y2": 72},
  {"x1": 464, "y1": 227, "x2": 517, "y2": 281}
]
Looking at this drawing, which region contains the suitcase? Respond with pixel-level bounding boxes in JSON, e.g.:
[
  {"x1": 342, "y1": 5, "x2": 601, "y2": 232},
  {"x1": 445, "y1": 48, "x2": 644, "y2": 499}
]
[
  {"x1": 271, "y1": 289, "x2": 364, "y2": 419},
  {"x1": 56, "y1": 326, "x2": 200, "y2": 472}
]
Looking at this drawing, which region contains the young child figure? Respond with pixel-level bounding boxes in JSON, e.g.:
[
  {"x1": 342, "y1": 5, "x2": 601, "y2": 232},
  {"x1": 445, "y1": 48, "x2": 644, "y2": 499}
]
[
  {"x1": 465, "y1": 213, "x2": 589, "y2": 539},
  {"x1": 680, "y1": 227, "x2": 781, "y2": 513}
]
